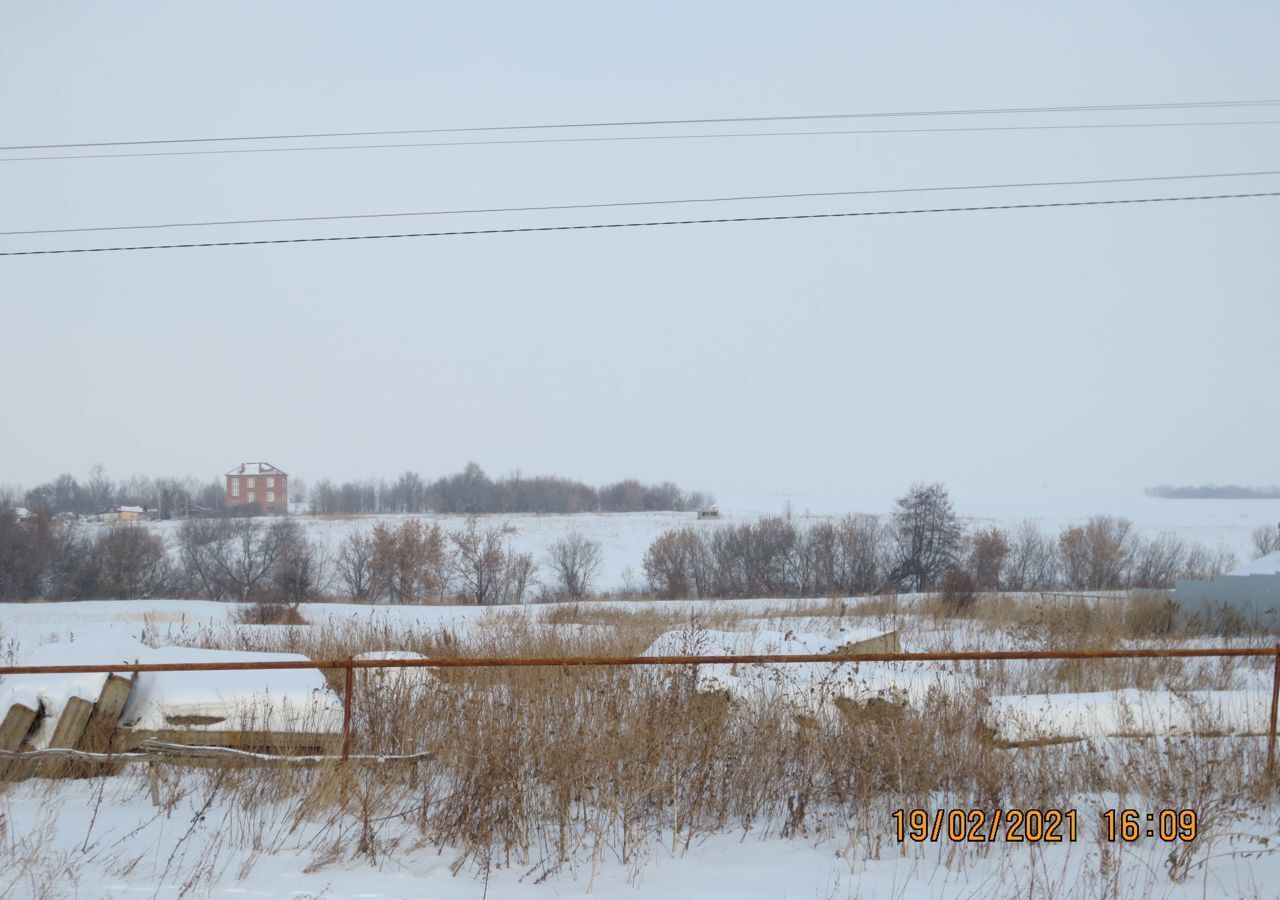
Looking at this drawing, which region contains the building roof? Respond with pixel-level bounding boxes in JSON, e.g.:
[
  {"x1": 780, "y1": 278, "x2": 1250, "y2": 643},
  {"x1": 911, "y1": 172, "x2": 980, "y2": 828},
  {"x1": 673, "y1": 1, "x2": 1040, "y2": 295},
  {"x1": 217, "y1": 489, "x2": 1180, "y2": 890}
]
[
  {"x1": 1226, "y1": 551, "x2": 1280, "y2": 577},
  {"x1": 226, "y1": 462, "x2": 288, "y2": 477}
]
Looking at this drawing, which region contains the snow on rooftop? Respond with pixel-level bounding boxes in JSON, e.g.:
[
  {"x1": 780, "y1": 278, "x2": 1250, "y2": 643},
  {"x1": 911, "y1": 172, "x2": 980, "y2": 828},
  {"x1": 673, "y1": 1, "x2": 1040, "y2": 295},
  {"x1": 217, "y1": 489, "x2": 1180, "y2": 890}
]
[
  {"x1": 226, "y1": 461, "x2": 287, "y2": 476},
  {"x1": 1227, "y1": 550, "x2": 1280, "y2": 577}
]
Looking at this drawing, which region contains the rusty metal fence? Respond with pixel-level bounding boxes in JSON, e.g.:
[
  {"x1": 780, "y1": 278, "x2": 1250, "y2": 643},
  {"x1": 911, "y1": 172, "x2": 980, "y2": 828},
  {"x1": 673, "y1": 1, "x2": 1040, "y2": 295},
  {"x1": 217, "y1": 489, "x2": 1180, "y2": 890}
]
[{"x1": 3, "y1": 645, "x2": 1279, "y2": 769}]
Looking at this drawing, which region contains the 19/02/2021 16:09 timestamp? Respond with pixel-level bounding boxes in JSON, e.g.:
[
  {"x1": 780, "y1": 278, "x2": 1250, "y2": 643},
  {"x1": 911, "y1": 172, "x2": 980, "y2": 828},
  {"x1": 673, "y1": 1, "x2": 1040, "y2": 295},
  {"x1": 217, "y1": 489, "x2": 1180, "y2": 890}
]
[{"x1": 892, "y1": 809, "x2": 1198, "y2": 843}]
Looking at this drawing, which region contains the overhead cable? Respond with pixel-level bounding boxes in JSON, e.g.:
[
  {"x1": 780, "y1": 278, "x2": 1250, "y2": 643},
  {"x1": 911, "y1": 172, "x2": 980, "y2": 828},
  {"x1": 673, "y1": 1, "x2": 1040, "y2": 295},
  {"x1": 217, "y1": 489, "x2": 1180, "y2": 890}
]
[
  {"x1": 2, "y1": 191, "x2": 1275, "y2": 258},
  {"x1": 4, "y1": 168, "x2": 1278, "y2": 237},
  {"x1": 4, "y1": 98, "x2": 1278, "y2": 152},
  {"x1": 5, "y1": 119, "x2": 1280, "y2": 164}
]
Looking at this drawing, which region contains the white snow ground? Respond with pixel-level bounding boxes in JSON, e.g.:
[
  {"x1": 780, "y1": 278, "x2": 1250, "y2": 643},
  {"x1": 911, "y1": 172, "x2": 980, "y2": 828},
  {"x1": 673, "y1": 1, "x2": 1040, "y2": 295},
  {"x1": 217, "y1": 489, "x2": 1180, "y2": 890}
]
[
  {"x1": 985, "y1": 688, "x2": 1271, "y2": 743},
  {"x1": 639, "y1": 628, "x2": 971, "y2": 714},
  {"x1": 5, "y1": 775, "x2": 1280, "y2": 900}
]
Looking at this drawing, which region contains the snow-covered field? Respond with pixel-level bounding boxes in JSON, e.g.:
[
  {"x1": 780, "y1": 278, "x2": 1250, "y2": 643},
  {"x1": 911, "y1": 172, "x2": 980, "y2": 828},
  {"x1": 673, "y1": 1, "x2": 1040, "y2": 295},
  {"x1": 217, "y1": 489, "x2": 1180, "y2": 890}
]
[
  {"x1": 2, "y1": 592, "x2": 1280, "y2": 899},
  {"x1": 9, "y1": 782, "x2": 1274, "y2": 900},
  {"x1": 2, "y1": 485, "x2": 1279, "y2": 898}
]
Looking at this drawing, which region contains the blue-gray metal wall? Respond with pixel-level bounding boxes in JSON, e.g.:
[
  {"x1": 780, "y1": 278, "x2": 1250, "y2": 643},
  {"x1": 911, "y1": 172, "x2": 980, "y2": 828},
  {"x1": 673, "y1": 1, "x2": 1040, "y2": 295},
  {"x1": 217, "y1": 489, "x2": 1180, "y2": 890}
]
[{"x1": 1174, "y1": 574, "x2": 1280, "y2": 619}]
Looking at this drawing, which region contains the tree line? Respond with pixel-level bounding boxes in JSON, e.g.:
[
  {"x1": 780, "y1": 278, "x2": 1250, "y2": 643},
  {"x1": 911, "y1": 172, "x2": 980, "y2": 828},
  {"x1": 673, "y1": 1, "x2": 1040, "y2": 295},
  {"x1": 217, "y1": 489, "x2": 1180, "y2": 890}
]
[
  {"x1": 642, "y1": 483, "x2": 1243, "y2": 601},
  {"x1": 309, "y1": 462, "x2": 714, "y2": 516},
  {"x1": 0, "y1": 483, "x2": 1258, "y2": 607},
  {"x1": 1145, "y1": 484, "x2": 1280, "y2": 500},
  {"x1": 0, "y1": 510, "x2": 597, "y2": 610},
  {"x1": 8, "y1": 462, "x2": 712, "y2": 518},
  {"x1": 9, "y1": 467, "x2": 227, "y2": 518}
]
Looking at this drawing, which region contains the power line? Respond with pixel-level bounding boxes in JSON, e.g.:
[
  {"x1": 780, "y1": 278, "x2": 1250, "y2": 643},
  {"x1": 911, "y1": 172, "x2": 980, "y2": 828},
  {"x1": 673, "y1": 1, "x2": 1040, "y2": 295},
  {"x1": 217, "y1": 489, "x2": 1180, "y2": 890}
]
[
  {"x1": 4, "y1": 98, "x2": 1278, "y2": 152},
  {"x1": 5, "y1": 119, "x2": 1280, "y2": 164},
  {"x1": 10, "y1": 118, "x2": 1280, "y2": 165},
  {"x1": 4, "y1": 169, "x2": 1278, "y2": 237},
  {"x1": 2, "y1": 191, "x2": 1274, "y2": 258}
]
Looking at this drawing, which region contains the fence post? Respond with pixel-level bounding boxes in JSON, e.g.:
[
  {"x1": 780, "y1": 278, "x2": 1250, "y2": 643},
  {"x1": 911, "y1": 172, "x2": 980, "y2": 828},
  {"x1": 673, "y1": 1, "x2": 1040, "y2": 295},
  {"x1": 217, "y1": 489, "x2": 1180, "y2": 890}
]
[
  {"x1": 342, "y1": 659, "x2": 354, "y2": 762},
  {"x1": 1268, "y1": 646, "x2": 1280, "y2": 777}
]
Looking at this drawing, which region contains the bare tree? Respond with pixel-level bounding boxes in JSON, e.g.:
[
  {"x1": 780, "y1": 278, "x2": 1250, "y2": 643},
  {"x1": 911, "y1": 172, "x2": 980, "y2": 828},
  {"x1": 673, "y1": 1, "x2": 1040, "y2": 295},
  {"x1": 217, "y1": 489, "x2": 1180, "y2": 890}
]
[
  {"x1": 268, "y1": 527, "x2": 330, "y2": 606},
  {"x1": 86, "y1": 463, "x2": 114, "y2": 513},
  {"x1": 0, "y1": 507, "x2": 61, "y2": 600},
  {"x1": 545, "y1": 531, "x2": 603, "y2": 600},
  {"x1": 448, "y1": 518, "x2": 533, "y2": 605},
  {"x1": 965, "y1": 526, "x2": 1009, "y2": 592},
  {"x1": 89, "y1": 525, "x2": 170, "y2": 598},
  {"x1": 887, "y1": 483, "x2": 962, "y2": 592},
  {"x1": 177, "y1": 517, "x2": 294, "y2": 602},
  {"x1": 1181, "y1": 544, "x2": 1238, "y2": 581},
  {"x1": 1059, "y1": 516, "x2": 1135, "y2": 589},
  {"x1": 503, "y1": 551, "x2": 539, "y2": 604},
  {"x1": 643, "y1": 527, "x2": 703, "y2": 599},
  {"x1": 1252, "y1": 524, "x2": 1280, "y2": 559},
  {"x1": 369, "y1": 520, "x2": 446, "y2": 602},
  {"x1": 1002, "y1": 521, "x2": 1058, "y2": 591},
  {"x1": 177, "y1": 518, "x2": 234, "y2": 600},
  {"x1": 336, "y1": 529, "x2": 377, "y2": 601},
  {"x1": 1130, "y1": 532, "x2": 1187, "y2": 589},
  {"x1": 832, "y1": 514, "x2": 886, "y2": 595}
]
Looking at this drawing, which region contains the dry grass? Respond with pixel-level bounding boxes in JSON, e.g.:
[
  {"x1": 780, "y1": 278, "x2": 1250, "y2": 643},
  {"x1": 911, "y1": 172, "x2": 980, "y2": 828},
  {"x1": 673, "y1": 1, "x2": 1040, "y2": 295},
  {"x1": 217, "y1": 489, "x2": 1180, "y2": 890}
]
[
  {"x1": 153, "y1": 602, "x2": 1275, "y2": 874},
  {"x1": 3, "y1": 592, "x2": 1279, "y2": 895}
]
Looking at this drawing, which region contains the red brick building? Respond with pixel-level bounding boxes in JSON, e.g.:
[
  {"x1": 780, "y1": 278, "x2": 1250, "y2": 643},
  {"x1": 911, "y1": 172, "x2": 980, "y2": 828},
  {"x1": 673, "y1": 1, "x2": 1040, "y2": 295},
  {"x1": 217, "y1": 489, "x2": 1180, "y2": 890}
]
[{"x1": 225, "y1": 462, "x2": 289, "y2": 514}]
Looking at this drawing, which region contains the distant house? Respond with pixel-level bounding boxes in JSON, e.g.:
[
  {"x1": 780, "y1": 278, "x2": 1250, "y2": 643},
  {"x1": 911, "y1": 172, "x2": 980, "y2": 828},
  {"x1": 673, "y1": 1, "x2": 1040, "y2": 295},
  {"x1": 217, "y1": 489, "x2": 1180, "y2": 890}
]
[
  {"x1": 1174, "y1": 551, "x2": 1280, "y2": 620},
  {"x1": 109, "y1": 505, "x2": 146, "y2": 523},
  {"x1": 225, "y1": 462, "x2": 289, "y2": 515},
  {"x1": 697, "y1": 507, "x2": 721, "y2": 520}
]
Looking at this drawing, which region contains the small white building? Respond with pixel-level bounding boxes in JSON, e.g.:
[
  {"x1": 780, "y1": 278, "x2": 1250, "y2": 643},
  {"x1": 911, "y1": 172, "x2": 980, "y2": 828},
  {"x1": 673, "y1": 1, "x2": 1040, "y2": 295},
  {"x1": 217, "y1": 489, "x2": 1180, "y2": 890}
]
[{"x1": 104, "y1": 505, "x2": 146, "y2": 523}]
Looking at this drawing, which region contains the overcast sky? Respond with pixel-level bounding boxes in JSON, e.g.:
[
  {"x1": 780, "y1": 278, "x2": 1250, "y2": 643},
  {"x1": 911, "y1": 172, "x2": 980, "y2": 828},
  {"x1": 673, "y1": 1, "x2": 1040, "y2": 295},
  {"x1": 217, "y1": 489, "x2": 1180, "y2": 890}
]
[{"x1": 1, "y1": 2, "x2": 1277, "y2": 504}]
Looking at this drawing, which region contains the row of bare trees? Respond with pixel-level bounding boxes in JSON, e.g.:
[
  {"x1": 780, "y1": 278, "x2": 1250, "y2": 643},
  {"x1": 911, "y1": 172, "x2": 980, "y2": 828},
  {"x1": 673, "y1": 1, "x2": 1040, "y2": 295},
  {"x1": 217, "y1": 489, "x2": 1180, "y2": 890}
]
[
  {"x1": 310, "y1": 462, "x2": 712, "y2": 516},
  {"x1": 0, "y1": 486, "x2": 1255, "y2": 605},
  {"x1": 0, "y1": 508, "x2": 604, "y2": 606},
  {"x1": 0, "y1": 507, "x2": 171, "y2": 601},
  {"x1": 642, "y1": 484, "x2": 1240, "y2": 600},
  {"x1": 332, "y1": 520, "x2": 539, "y2": 605},
  {"x1": 17, "y1": 467, "x2": 228, "y2": 518},
  {"x1": 179, "y1": 518, "x2": 605, "y2": 606}
]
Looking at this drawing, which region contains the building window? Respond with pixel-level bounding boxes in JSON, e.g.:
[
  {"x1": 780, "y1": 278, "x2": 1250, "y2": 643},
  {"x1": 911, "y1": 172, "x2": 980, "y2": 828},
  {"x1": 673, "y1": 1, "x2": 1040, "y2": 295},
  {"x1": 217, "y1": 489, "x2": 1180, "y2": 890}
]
[
  {"x1": 247, "y1": 477, "x2": 256, "y2": 489},
  {"x1": 247, "y1": 492, "x2": 256, "y2": 503},
  {"x1": 231, "y1": 478, "x2": 240, "y2": 498},
  {"x1": 267, "y1": 476, "x2": 275, "y2": 488},
  {"x1": 266, "y1": 491, "x2": 275, "y2": 503}
]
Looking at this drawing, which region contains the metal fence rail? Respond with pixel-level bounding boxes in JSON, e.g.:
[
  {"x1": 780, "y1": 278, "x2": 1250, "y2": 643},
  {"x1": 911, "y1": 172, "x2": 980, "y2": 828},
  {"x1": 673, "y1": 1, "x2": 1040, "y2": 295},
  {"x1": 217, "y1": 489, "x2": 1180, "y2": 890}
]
[{"x1": 3, "y1": 645, "x2": 1279, "y2": 767}]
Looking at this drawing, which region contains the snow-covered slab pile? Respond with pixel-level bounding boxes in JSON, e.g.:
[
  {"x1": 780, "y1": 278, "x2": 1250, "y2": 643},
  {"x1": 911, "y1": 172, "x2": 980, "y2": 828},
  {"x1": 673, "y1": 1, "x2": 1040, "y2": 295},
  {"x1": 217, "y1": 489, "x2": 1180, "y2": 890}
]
[
  {"x1": 986, "y1": 688, "x2": 1271, "y2": 744},
  {"x1": 0, "y1": 644, "x2": 117, "y2": 750},
  {"x1": 2, "y1": 633, "x2": 342, "y2": 746},
  {"x1": 640, "y1": 628, "x2": 968, "y2": 714},
  {"x1": 121, "y1": 646, "x2": 343, "y2": 734}
]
